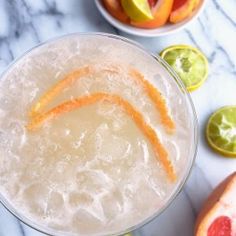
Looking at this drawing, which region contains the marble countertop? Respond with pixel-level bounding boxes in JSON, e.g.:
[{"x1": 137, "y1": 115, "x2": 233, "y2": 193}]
[{"x1": 0, "y1": 0, "x2": 236, "y2": 236}]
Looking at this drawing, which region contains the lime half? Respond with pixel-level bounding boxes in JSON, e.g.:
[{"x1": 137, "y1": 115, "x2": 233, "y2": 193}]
[
  {"x1": 206, "y1": 106, "x2": 236, "y2": 157},
  {"x1": 121, "y1": 0, "x2": 153, "y2": 22},
  {"x1": 160, "y1": 45, "x2": 209, "y2": 92}
]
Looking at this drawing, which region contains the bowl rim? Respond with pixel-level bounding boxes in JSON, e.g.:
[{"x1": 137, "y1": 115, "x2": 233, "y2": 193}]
[
  {"x1": 0, "y1": 32, "x2": 199, "y2": 236},
  {"x1": 95, "y1": 0, "x2": 207, "y2": 37}
]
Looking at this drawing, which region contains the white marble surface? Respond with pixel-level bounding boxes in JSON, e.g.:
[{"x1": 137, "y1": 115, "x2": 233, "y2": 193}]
[{"x1": 0, "y1": 0, "x2": 236, "y2": 236}]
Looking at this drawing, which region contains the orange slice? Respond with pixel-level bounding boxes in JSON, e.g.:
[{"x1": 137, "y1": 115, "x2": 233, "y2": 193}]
[
  {"x1": 27, "y1": 92, "x2": 176, "y2": 182},
  {"x1": 30, "y1": 66, "x2": 92, "y2": 118}
]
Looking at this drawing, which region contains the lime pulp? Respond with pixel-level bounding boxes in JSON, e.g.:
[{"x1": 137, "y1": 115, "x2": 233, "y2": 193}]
[
  {"x1": 160, "y1": 45, "x2": 209, "y2": 91},
  {"x1": 206, "y1": 106, "x2": 236, "y2": 157}
]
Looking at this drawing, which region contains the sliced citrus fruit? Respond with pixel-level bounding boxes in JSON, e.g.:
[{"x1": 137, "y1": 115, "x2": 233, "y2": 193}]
[
  {"x1": 207, "y1": 216, "x2": 232, "y2": 236},
  {"x1": 103, "y1": 0, "x2": 129, "y2": 23},
  {"x1": 195, "y1": 172, "x2": 236, "y2": 236},
  {"x1": 172, "y1": 0, "x2": 188, "y2": 12},
  {"x1": 27, "y1": 92, "x2": 176, "y2": 182},
  {"x1": 131, "y1": 0, "x2": 174, "y2": 28},
  {"x1": 160, "y1": 45, "x2": 208, "y2": 92},
  {"x1": 170, "y1": 0, "x2": 199, "y2": 23},
  {"x1": 206, "y1": 106, "x2": 236, "y2": 158},
  {"x1": 121, "y1": 0, "x2": 154, "y2": 22},
  {"x1": 148, "y1": 0, "x2": 157, "y2": 8}
]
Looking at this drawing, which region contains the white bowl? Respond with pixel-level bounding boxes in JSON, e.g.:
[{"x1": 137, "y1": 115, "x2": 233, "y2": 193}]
[{"x1": 95, "y1": 0, "x2": 206, "y2": 37}]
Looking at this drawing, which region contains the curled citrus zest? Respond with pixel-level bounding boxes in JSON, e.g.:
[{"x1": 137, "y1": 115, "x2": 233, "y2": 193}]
[
  {"x1": 27, "y1": 93, "x2": 176, "y2": 182},
  {"x1": 100, "y1": 66, "x2": 175, "y2": 131},
  {"x1": 30, "y1": 66, "x2": 92, "y2": 118},
  {"x1": 29, "y1": 66, "x2": 175, "y2": 133},
  {"x1": 129, "y1": 69, "x2": 175, "y2": 132},
  {"x1": 99, "y1": 66, "x2": 175, "y2": 132}
]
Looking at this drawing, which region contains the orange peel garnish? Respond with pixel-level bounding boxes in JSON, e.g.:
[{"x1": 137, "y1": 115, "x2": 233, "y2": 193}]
[
  {"x1": 27, "y1": 92, "x2": 176, "y2": 182},
  {"x1": 29, "y1": 66, "x2": 175, "y2": 132},
  {"x1": 129, "y1": 69, "x2": 175, "y2": 132},
  {"x1": 30, "y1": 66, "x2": 92, "y2": 118}
]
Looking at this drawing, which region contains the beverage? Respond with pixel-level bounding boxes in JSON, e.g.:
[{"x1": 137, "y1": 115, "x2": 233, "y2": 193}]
[{"x1": 0, "y1": 34, "x2": 197, "y2": 235}]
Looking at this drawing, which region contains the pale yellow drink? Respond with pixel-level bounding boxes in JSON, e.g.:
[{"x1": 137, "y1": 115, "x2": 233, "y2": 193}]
[{"x1": 0, "y1": 34, "x2": 195, "y2": 235}]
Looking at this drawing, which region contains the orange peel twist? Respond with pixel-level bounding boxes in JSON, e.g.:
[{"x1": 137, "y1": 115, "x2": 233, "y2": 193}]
[
  {"x1": 129, "y1": 69, "x2": 175, "y2": 132},
  {"x1": 29, "y1": 66, "x2": 175, "y2": 133},
  {"x1": 30, "y1": 66, "x2": 92, "y2": 118},
  {"x1": 27, "y1": 92, "x2": 176, "y2": 182}
]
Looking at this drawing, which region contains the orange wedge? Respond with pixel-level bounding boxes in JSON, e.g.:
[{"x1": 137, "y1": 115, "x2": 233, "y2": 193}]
[
  {"x1": 131, "y1": 0, "x2": 174, "y2": 29},
  {"x1": 169, "y1": 0, "x2": 199, "y2": 23},
  {"x1": 30, "y1": 66, "x2": 92, "y2": 118},
  {"x1": 27, "y1": 92, "x2": 176, "y2": 182},
  {"x1": 29, "y1": 66, "x2": 175, "y2": 133},
  {"x1": 103, "y1": 0, "x2": 129, "y2": 23}
]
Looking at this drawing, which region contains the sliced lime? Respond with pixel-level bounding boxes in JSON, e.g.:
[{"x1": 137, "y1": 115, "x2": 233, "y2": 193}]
[
  {"x1": 121, "y1": 0, "x2": 154, "y2": 22},
  {"x1": 206, "y1": 106, "x2": 236, "y2": 157},
  {"x1": 160, "y1": 45, "x2": 209, "y2": 92}
]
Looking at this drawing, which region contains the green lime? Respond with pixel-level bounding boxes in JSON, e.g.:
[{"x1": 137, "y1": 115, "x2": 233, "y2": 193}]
[
  {"x1": 206, "y1": 106, "x2": 236, "y2": 157},
  {"x1": 121, "y1": 0, "x2": 153, "y2": 22},
  {"x1": 160, "y1": 45, "x2": 209, "y2": 92}
]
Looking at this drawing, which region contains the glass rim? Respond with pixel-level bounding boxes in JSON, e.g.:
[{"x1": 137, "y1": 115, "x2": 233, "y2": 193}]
[{"x1": 0, "y1": 32, "x2": 198, "y2": 236}]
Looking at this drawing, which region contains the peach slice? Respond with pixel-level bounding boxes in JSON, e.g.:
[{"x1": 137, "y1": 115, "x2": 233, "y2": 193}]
[
  {"x1": 169, "y1": 0, "x2": 200, "y2": 24},
  {"x1": 102, "y1": 0, "x2": 129, "y2": 23},
  {"x1": 195, "y1": 172, "x2": 236, "y2": 236}
]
